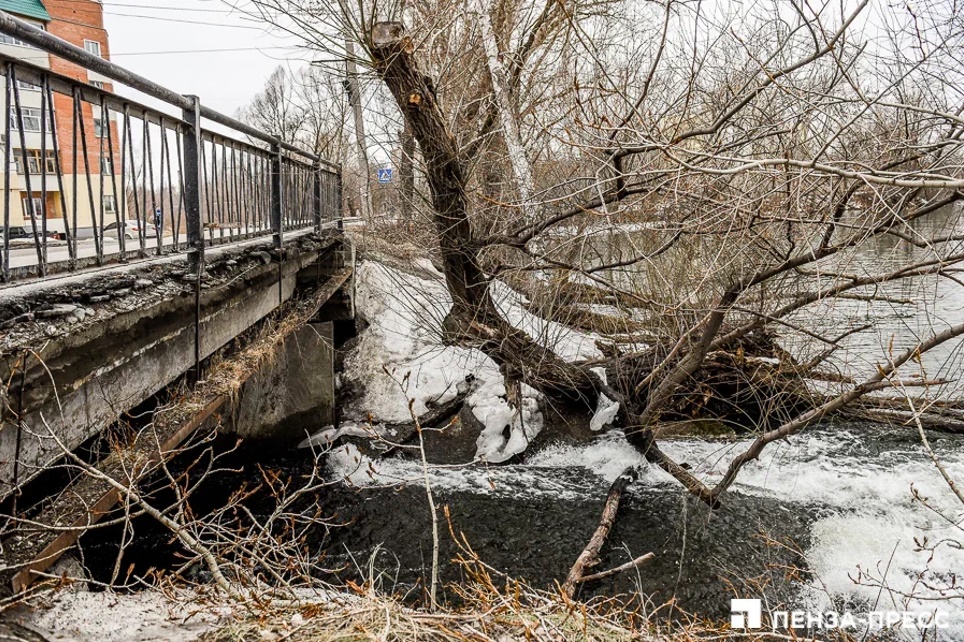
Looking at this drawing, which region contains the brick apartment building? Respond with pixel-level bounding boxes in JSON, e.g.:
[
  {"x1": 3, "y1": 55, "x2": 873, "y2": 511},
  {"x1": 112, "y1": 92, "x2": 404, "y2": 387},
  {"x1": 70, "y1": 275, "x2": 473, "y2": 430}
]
[{"x1": 0, "y1": 0, "x2": 119, "y2": 235}]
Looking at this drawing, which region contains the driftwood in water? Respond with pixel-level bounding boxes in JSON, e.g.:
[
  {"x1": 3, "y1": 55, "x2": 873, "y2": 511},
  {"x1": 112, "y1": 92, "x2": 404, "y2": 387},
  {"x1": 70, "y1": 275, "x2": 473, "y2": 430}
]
[
  {"x1": 314, "y1": 388, "x2": 472, "y2": 457},
  {"x1": 843, "y1": 405, "x2": 964, "y2": 435},
  {"x1": 562, "y1": 466, "x2": 653, "y2": 597}
]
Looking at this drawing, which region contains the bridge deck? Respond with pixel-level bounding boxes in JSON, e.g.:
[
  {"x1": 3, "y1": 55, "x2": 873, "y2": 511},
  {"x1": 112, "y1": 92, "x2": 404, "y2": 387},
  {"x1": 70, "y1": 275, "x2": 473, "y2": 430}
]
[{"x1": 0, "y1": 229, "x2": 351, "y2": 495}]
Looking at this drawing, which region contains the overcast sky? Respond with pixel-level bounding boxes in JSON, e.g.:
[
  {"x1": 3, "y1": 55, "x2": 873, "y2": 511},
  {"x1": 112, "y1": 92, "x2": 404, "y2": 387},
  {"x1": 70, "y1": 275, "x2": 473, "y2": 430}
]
[{"x1": 103, "y1": 0, "x2": 311, "y2": 117}]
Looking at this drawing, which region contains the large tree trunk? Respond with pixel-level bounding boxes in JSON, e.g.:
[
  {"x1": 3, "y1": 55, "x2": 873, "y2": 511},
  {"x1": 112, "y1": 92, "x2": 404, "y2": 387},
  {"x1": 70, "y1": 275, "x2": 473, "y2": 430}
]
[
  {"x1": 368, "y1": 22, "x2": 599, "y2": 401},
  {"x1": 370, "y1": 23, "x2": 488, "y2": 315}
]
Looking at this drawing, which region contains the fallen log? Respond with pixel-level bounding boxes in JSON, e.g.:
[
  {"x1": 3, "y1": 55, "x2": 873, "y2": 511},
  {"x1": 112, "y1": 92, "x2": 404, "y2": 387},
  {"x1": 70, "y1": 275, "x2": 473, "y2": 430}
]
[
  {"x1": 303, "y1": 387, "x2": 473, "y2": 455},
  {"x1": 381, "y1": 388, "x2": 472, "y2": 449},
  {"x1": 842, "y1": 407, "x2": 964, "y2": 435},
  {"x1": 562, "y1": 466, "x2": 652, "y2": 597}
]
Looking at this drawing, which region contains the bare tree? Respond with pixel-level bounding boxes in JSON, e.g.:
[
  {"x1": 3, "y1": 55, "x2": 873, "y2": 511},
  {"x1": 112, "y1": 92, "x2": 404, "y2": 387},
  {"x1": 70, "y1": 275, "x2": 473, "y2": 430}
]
[
  {"x1": 240, "y1": 65, "x2": 347, "y2": 159},
  {"x1": 246, "y1": 0, "x2": 964, "y2": 511},
  {"x1": 239, "y1": 66, "x2": 306, "y2": 147}
]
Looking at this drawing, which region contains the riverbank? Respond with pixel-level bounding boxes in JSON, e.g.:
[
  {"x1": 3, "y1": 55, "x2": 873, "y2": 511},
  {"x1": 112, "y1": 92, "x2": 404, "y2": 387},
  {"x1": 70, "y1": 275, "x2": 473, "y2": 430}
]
[{"x1": 0, "y1": 579, "x2": 793, "y2": 642}]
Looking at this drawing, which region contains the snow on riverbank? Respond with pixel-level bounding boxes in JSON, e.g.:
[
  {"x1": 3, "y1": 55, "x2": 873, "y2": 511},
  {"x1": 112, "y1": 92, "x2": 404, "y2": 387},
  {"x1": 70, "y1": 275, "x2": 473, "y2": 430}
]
[
  {"x1": 342, "y1": 261, "x2": 599, "y2": 462},
  {"x1": 12, "y1": 589, "x2": 224, "y2": 642},
  {"x1": 334, "y1": 258, "x2": 964, "y2": 638}
]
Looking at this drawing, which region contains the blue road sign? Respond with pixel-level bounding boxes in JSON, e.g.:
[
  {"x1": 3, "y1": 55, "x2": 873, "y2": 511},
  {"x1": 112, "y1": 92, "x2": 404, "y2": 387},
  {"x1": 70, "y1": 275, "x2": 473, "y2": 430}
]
[{"x1": 377, "y1": 167, "x2": 393, "y2": 184}]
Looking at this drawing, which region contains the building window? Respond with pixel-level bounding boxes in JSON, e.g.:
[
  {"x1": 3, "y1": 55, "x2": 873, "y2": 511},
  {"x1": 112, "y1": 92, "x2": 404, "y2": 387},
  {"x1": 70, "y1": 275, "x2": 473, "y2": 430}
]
[
  {"x1": 103, "y1": 195, "x2": 117, "y2": 217},
  {"x1": 94, "y1": 106, "x2": 113, "y2": 138},
  {"x1": 0, "y1": 21, "x2": 44, "y2": 47},
  {"x1": 9, "y1": 107, "x2": 51, "y2": 132},
  {"x1": 90, "y1": 80, "x2": 105, "y2": 89},
  {"x1": 94, "y1": 114, "x2": 106, "y2": 138},
  {"x1": 21, "y1": 196, "x2": 43, "y2": 219},
  {"x1": 17, "y1": 80, "x2": 40, "y2": 91},
  {"x1": 100, "y1": 153, "x2": 113, "y2": 174},
  {"x1": 0, "y1": 34, "x2": 30, "y2": 47},
  {"x1": 84, "y1": 40, "x2": 102, "y2": 57},
  {"x1": 15, "y1": 149, "x2": 58, "y2": 175}
]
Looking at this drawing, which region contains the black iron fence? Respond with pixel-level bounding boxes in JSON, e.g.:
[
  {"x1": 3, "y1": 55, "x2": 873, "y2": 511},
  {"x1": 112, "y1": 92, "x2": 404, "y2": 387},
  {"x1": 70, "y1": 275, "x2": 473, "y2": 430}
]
[{"x1": 0, "y1": 12, "x2": 341, "y2": 282}]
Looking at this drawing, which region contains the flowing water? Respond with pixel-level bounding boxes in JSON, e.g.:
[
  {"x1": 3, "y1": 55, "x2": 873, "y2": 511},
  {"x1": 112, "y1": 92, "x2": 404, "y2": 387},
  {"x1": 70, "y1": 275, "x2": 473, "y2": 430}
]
[
  {"x1": 314, "y1": 421, "x2": 964, "y2": 638},
  {"x1": 79, "y1": 419, "x2": 964, "y2": 639}
]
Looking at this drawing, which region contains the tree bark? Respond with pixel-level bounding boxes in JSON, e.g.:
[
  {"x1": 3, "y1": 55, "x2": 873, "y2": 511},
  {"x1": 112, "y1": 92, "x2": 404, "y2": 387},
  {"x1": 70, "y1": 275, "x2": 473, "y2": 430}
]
[
  {"x1": 370, "y1": 23, "x2": 488, "y2": 314},
  {"x1": 474, "y1": 0, "x2": 536, "y2": 211},
  {"x1": 399, "y1": 124, "x2": 416, "y2": 222}
]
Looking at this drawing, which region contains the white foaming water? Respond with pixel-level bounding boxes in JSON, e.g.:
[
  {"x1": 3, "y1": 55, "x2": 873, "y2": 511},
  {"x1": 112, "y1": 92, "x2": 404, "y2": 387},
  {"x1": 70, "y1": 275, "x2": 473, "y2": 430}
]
[{"x1": 327, "y1": 426, "x2": 964, "y2": 638}]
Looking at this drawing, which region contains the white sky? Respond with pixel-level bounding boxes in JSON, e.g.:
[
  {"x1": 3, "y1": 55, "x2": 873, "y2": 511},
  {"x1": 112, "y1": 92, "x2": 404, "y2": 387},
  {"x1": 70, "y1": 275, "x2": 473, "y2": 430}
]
[{"x1": 103, "y1": 0, "x2": 311, "y2": 117}]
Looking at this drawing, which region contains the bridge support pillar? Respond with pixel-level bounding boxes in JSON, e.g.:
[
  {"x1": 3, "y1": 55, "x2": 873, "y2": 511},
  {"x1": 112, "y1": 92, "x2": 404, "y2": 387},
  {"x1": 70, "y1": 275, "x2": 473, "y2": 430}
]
[{"x1": 227, "y1": 321, "x2": 335, "y2": 445}]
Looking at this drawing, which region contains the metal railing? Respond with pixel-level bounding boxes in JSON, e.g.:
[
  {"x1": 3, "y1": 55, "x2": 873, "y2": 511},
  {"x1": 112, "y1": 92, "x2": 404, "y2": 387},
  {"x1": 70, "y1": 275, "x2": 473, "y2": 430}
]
[{"x1": 0, "y1": 11, "x2": 342, "y2": 283}]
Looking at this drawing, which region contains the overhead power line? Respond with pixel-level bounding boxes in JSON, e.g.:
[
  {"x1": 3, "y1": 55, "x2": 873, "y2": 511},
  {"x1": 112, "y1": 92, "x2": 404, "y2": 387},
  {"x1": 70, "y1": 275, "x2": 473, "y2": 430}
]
[
  {"x1": 49, "y1": 1, "x2": 228, "y2": 11},
  {"x1": 104, "y1": 2, "x2": 227, "y2": 12},
  {"x1": 110, "y1": 45, "x2": 302, "y2": 57},
  {"x1": 103, "y1": 11, "x2": 265, "y2": 30}
]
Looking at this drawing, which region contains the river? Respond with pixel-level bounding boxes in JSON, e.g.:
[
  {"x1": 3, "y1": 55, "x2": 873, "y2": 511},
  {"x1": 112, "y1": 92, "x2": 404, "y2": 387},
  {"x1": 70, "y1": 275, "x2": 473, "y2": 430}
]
[
  {"x1": 311, "y1": 421, "x2": 964, "y2": 637},
  {"x1": 321, "y1": 212, "x2": 964, "y2": 638},
  {"x1": 77, "y1": 417, "x2": 964, "y2": 639}
]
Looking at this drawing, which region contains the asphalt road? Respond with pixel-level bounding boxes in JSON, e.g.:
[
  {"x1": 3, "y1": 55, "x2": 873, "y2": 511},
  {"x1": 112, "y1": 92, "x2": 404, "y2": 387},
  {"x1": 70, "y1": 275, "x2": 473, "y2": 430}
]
[{"x1": 6, "y1": 236, "x2": 178, "y2": 269}]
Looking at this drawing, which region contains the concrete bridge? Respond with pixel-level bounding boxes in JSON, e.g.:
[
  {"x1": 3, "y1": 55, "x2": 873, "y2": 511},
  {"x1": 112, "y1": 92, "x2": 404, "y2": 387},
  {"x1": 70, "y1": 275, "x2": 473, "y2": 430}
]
[{"x1": 0, "y1": 14, "x2": 354, "y2": 592}]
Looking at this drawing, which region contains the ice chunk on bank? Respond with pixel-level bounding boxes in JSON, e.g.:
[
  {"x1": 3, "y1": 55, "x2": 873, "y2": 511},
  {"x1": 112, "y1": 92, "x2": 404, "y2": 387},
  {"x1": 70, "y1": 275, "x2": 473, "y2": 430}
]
[
  {"x1": 345, "y1": 262, "x2": 551, "y2": 461},
  {"x1": 472, "y1": 382, "x2": 544, "y2": 463},
  {"x1": 590, "y1": 394, "x2": 619, "y2": 431},
  {"x1": 588, "y1": 367, "x2": 619, "y2": 431},
  {"x1": 345, "y1": 261, "x2": 492, "y2": 424}
]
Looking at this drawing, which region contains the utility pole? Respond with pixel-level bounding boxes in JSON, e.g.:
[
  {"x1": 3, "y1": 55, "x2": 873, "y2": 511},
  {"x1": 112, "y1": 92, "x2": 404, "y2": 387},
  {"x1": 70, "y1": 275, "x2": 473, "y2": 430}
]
[{"x1": 344, "y1": 39, "x2": 372, "y2": 220}]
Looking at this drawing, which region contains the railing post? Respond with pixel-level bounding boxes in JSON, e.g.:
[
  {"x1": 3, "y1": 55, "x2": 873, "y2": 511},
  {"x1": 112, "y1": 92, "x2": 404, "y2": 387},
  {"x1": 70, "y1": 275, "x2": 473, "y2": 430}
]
[
  {"x1": 271, "y1": 143, "x2": 283, "y2": 249},
  {"x1": 313, "y1": 164, "x2": 323, "y2": 230},
  {"x1": 183, "y1": 95, "x2": 204, "y2": 384},
  {"x1": 182, "y1": 95, "x2": 204, "y2": 275},
  {"x1": 336, "y1": 166, "x2": 344, "y2": 231}
]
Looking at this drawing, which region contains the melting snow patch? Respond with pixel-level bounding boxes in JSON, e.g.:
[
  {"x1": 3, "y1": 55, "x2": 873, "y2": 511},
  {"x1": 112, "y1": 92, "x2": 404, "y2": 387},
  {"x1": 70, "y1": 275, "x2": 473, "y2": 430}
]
[
  {"x1": 15, "y1": 589, "x2": 223, "y2": 642},
  {"x1": 340, "y1": 260, "x2": 964, "y2": 632},
  {"x1": 344, "y1": 261, "x2": 601, "y2": 462}
]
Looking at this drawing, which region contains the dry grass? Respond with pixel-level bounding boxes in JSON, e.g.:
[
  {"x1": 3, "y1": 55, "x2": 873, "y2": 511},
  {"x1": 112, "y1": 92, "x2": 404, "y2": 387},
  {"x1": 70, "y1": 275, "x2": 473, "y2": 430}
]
[
  {"x1": 197, "y1": 544, "x2": 798, "y2": 642},
  {"x1": 199, "y1": 588, "x2": 732, "y2": 642},
  {"x1": 195, "y1": 527, "x2": 863, "y2": 642}
]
